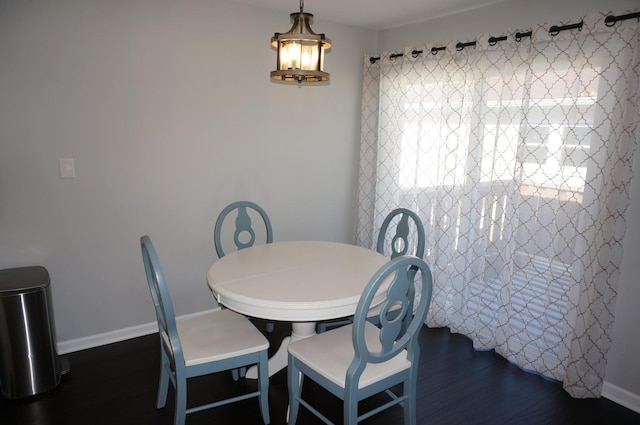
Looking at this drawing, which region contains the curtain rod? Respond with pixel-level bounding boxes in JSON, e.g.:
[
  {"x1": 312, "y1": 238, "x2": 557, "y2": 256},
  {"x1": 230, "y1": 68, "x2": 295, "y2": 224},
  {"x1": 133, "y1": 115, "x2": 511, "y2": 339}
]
[{"x1": 369, "y1": 11, "x2": 639, "y2": 64}]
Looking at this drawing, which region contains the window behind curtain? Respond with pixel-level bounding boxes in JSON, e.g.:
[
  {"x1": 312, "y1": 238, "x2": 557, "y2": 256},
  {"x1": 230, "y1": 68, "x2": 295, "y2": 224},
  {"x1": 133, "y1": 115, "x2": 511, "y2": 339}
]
[{"x1": 356, "y1": 12, "x2": 639, "y2": 397}]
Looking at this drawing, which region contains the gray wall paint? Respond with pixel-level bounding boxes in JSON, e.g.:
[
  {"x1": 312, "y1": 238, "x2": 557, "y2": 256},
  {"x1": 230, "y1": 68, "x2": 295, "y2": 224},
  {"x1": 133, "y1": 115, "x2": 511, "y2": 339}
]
[
  {"x1": 0, "y1": 1, "x2": 375, "y2": 340},
  {"x1": 376, "y1": 0, "x2": 640, "y2": 400}
]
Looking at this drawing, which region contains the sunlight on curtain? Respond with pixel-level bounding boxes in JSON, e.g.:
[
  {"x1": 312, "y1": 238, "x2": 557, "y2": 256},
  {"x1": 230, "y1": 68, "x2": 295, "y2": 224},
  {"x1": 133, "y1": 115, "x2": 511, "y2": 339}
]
[{"x1": 356, "y1": 11, "x2": 639, "y2": 397}]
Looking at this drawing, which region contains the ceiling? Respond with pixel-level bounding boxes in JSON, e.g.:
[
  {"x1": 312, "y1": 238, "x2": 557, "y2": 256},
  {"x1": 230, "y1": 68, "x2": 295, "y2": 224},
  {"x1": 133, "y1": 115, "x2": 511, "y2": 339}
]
[{"x1": 232, "y1": 0, "x2": 504, "y2": 30}]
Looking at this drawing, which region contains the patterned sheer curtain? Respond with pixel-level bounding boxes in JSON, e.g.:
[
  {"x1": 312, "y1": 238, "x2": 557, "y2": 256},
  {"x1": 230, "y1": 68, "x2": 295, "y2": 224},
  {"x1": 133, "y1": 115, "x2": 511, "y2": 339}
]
[{"x1": 356, "y1": 11, "x2": 639, "y2": 398}]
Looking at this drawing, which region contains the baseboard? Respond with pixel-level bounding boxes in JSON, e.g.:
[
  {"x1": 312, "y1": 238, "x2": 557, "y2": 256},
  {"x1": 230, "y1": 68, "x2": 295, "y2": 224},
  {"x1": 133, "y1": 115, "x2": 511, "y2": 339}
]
[
  {"x1": 56, "y1": 316, "x2": 640, "y2": 416},
  {"x1": 57, "y1": 308, "x2": 221, "y2": 355},
  {"x1": 602, "y1": 381, "x2": 640, "y2": 414}
]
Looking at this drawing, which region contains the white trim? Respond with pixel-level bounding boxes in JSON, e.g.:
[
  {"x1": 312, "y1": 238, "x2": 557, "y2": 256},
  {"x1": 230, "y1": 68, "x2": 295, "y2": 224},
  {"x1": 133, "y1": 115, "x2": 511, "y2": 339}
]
[
  {"x1": 602, "y1": 381, "x2": 640, "y2": 414},
  {"x1": 57, "y1": 308, "x2": 221, "y2": 355}
]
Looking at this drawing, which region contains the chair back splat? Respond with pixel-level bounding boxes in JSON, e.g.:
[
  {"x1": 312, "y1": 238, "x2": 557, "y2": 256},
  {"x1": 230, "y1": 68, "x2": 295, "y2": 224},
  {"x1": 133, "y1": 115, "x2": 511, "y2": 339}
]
[
  {"x1": 376, "y1": 208, "x2": 425, "y2": 260},
  {"x1": 214, "y1": 201, "x2": 273, "y2": 258},
  {"x1": 213, "y1": 201, "x2": 276, "y2": 334},
  {"x1": 287, "y1": 255, "x2": 433, "y2": 425},
  {"x1": 141, "y1": 236, "x2": 270, "y2": 425}
]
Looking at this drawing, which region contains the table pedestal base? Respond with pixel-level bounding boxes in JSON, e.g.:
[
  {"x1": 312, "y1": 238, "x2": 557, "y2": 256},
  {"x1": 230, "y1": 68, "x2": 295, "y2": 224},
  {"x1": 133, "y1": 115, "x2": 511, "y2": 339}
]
[{"x1": 245, "y1": 322, "x2": 316, "y2": 379}]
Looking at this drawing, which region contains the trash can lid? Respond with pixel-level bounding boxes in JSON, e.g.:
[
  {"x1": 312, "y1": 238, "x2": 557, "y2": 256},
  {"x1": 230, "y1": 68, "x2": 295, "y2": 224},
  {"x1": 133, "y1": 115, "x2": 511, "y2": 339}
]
[{"x1": 0, "y1": 266, "x2": 50, "y2": 294}]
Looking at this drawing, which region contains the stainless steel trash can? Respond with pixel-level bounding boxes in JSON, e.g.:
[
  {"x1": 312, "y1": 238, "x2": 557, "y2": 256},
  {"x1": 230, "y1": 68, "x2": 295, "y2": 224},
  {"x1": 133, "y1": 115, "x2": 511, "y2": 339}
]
[{"x1": 0, "y1": 266, "x2": 61, "y2": 399}]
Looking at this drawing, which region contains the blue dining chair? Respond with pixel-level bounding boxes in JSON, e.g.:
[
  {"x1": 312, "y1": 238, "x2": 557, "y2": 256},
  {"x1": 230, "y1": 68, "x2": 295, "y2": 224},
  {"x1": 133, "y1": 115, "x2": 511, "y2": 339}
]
[
  {"x1": 214, "y1": 200, "x2": 273, "y2": 258},
  {"x1": 140, "y1": 236, "x2": 270, "y2": 425},
  {"x1": 287, "y1": 255, "x2": 433, "y2": 425},
  {"x1": 317, "y1": 208, "x2": 426, "y2": 333},
  {"x1": 375, "y1": 208, "x2": 426, "y2": 261},
  {"x1": 214, "y1": 201, "x2": 275, "y2": 334}
]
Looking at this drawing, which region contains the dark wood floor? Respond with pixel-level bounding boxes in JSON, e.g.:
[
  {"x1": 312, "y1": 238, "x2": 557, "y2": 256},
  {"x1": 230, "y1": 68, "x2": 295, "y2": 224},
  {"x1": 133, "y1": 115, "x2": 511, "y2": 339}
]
[{"x1": 2, "y1": 320, "x2": 639, "y2": 425}]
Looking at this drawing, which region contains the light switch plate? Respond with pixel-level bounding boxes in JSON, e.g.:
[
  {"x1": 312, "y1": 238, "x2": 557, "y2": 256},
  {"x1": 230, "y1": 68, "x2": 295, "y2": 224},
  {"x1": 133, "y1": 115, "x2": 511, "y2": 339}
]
[{"x1": 59, "y1": 158, "x2": 75, "y2": 178}]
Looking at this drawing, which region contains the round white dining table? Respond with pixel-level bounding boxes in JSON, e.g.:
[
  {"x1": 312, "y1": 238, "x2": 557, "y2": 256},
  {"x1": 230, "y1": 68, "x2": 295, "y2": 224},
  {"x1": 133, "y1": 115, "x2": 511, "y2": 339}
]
[{"x1": 206, "y1": 240, "x2": 388, "y2": 378}]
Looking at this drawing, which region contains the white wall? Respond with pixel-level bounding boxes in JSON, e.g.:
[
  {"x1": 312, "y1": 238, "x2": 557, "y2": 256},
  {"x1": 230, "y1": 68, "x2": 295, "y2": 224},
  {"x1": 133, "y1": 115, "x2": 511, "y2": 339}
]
[
  {"x1": 376, "y1": 0, "x2": 640, "y2": 407},
  {"x1": 0, "y1": 1, "x2": 375, "y2": 343}
]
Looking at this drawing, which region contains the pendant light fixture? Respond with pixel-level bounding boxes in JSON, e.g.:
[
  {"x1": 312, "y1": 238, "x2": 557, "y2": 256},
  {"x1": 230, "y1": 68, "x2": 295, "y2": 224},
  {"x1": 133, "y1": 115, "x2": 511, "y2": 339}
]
[{"x1": 270, "y1": 0, "x2": 331, "y2": 84}]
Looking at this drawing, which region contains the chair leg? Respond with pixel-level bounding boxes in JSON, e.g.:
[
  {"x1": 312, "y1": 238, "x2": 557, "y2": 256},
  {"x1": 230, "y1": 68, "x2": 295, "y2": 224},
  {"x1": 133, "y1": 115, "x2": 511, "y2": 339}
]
[
  {"x1": 174, "y1": 375, "x2": 188, "y2": 425},
  {"x1": 157, "y1": 355, "x2": 170, "y2": 408},
  {"x1": 344, "y1": 386, "x2": 358, "y2": 425},
  {"x1": 231, "y1": 366, "x2": 248, "y2": 381},
  {"x1": 266, "y1": 321, "x2": 275, "y2": 333},
  {"x1": 404, "y1": 376, "x2": 416, "y2": 425},
  {"x1": 258, "y1": 351, "x2": 271, "y2": 424},
  {"x1": 287, "y1": 355, "x2": 301, "y2": 425}
]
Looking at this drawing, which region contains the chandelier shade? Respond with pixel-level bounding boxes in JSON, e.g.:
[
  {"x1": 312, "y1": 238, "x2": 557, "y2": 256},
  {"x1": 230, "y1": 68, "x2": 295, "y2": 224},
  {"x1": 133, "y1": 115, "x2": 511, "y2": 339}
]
[{"x1": 270, "y1": 1, "x2": 331, "y2": 84}]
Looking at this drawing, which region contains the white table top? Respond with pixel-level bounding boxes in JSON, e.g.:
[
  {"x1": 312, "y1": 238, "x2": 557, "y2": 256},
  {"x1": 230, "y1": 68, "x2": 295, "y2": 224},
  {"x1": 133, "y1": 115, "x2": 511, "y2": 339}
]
[{"x1": 207, "y1": 241, "x2": 388, "y2": 322}]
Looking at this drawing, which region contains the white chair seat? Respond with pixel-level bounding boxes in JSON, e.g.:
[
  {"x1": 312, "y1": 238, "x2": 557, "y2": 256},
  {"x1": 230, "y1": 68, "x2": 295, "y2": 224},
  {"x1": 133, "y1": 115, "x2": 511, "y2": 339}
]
[
  {"x1": 166, "y1": 310, "x2": 269, "y2": 367},
  {"x1": 288, "y1": 321, "x2": 410, "y2": 389}
]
